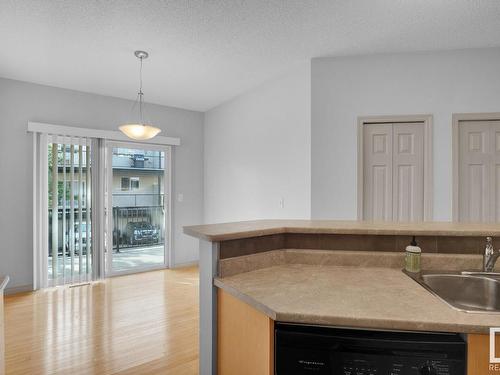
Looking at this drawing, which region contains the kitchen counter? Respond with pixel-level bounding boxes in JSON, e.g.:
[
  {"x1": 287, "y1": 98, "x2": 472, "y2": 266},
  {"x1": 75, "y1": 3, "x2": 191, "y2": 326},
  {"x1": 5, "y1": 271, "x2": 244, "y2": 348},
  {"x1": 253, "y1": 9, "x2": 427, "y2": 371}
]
[
  {"x1": 184, "y1": 219, "x2": 500, "y2": 242},
  {"x1": 215, "y1": 262, "x2": 500, "y2": 334},
  {"x1": 185, "y1": 220, "x2": 500, "y2": 374}
]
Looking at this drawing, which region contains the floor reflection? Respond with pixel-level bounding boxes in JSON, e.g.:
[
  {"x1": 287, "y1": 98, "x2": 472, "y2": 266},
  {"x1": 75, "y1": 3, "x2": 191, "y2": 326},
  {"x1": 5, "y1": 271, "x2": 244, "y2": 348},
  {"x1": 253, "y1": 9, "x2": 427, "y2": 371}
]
[{"x1": 4, "y1": 267, "x2": 198, "y2": 375}]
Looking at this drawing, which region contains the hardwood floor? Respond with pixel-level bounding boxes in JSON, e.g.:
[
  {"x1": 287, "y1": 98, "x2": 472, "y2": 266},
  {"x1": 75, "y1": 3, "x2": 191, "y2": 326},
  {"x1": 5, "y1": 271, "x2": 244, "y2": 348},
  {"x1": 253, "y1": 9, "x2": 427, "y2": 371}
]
[{"x1": 4, "y1": 267, "x2": 199, "y2": 375}]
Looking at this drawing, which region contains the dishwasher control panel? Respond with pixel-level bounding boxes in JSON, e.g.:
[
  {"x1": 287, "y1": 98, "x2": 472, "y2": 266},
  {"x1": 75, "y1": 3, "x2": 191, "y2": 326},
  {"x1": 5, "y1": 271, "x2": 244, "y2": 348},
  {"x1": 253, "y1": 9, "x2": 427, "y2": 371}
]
[{"x1": 339, "y1": 356, "x2": 453, "y2": 375}]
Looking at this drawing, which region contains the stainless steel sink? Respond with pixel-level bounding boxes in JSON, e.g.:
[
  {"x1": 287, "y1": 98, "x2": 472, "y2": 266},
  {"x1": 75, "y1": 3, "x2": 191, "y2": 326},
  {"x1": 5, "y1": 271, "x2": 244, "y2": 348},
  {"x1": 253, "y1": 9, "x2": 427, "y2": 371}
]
[
  {"x1": 405, "y1": 271, "x2": 500, "y2": 313},
  {"x1": 461, "y1": 271, "x2": 500, "y2": 279}
]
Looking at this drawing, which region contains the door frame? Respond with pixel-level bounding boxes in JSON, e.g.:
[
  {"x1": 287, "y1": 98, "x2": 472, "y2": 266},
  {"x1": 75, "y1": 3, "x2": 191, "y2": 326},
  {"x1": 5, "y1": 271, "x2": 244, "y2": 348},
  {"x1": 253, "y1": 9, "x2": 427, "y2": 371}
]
[
  {"x1": 357, "y1": 114, "x2": 433, "y2": 221},
  {"x1": 105, "y1": 141, "x2": 173, "y2": 277},
  {"x1": 452, "y1": 112, "x2": 500, "y2": 222}
]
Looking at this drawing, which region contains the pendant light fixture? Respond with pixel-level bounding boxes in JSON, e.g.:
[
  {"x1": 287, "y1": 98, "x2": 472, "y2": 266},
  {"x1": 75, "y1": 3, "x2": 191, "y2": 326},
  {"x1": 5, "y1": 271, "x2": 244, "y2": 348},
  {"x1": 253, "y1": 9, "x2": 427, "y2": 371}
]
[{"x1": 119, "y1": 50, "x2": 161, "y2": 140}]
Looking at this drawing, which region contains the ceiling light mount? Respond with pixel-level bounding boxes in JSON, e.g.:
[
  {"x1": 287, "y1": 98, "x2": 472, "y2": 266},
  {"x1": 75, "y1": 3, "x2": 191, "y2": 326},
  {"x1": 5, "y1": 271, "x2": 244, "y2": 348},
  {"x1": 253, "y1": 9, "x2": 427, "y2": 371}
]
[{"x1": 134, "y1": 50, "x2": 149, "y2": 59}]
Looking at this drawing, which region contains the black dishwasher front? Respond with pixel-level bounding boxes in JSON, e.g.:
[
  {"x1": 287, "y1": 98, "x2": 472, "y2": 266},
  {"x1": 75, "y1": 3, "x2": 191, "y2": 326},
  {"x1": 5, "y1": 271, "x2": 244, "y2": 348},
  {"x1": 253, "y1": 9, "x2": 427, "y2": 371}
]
[{"x1": 275, "y1": 323, "x2": 466, "y2": 375}]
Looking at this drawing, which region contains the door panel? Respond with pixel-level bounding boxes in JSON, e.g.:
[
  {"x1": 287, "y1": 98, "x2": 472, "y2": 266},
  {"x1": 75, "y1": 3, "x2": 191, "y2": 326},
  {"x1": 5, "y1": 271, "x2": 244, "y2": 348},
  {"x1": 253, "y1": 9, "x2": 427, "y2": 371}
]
[
  {"x1": 468, "y1": 164, "x2": 487, "y2": 222},
  {"x1": 363, "y1": 124, "x2": 393, "y2": 221},
  {"x1": 396, "y1": 164, "x2": 414, "y2": 220},
  {"x1": 495, "y1": 165, "x2": 500, "y2": 222},
  {"x1": 458, "y1": 121, "x2": 499, "y2": 222},
  {"x1": 393, "y1": 123, "x2": 424, "y2": 222},
  {"x1": 493, "y1": 124, "x2": 500, "y2": 222},
  {"x1": 372, "y1": 165, "x2": 390, "y2": 220}
]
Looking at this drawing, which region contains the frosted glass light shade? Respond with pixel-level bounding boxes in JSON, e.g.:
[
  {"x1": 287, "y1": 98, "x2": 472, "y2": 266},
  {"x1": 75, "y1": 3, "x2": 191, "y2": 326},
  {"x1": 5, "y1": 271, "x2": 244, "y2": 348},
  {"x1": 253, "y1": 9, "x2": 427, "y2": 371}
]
[{"x1": 119, "y1": 124, "x2": 161, "y2": 140}]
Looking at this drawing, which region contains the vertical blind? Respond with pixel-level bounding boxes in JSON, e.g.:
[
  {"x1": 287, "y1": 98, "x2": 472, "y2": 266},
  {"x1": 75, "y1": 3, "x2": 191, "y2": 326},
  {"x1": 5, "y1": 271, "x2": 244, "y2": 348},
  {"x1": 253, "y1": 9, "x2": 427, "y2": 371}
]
[
  {"x1": 30, "y1": 122, "x2": 179, "y2": 290},
  {"x1": 48, "y1": 135, "x2": 92, "y2": 286}
]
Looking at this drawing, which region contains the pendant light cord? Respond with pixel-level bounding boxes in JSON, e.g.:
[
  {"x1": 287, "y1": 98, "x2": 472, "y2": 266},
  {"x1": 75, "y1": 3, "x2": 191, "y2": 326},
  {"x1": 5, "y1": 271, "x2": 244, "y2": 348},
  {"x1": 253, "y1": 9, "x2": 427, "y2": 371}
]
[{"x1": 138, "y1": 56, "x2": 144, "y2": 125}]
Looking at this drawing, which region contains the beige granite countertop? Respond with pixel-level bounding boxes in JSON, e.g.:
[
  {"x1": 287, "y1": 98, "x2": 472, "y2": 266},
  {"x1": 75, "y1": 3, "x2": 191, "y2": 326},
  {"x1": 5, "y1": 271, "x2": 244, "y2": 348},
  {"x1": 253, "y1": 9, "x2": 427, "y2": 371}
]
[
  {"x1": 215, "y1": 264, "x2": 500, "y2": 334},
  {"x1": 184, "y1": 219, "x2": 500, "y2": 241}
]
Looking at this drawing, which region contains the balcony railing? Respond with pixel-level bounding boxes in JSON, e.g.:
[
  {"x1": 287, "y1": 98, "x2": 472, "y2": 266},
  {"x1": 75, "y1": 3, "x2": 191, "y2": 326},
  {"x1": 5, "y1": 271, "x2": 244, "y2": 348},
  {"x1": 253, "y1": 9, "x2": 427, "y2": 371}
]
[
  {"x1": 112, "y1": 205, "x2": 164, "y2": 251},
  {"x1": 112, "y1": 193, "x2": 164, "y2": 207},
  {"x1": 51, "y1": 150, "x2": 164, "y2": 170},
  {"x1": 48, "y1": 194, "x2": 165, "y2": 254},
  {"x1": 112, "y1": 151, "x2": 164, "y2": 170}
]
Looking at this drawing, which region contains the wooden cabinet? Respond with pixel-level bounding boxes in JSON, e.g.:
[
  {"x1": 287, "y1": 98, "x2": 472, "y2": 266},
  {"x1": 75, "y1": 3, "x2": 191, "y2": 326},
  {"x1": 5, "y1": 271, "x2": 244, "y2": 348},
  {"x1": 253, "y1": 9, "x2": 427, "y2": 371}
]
[
  {"x1": 217, "y1": 290, "x2": 274, "y2": 375},
  {"x1": 0, "y1": 287, "x2": 4, "y2": 375},
  {"x1": 217, "y1": 292, "x2": 497, "y2": 375},
  {"x1": 468, "y1": 333, "x2": 500, "y2": 375}
]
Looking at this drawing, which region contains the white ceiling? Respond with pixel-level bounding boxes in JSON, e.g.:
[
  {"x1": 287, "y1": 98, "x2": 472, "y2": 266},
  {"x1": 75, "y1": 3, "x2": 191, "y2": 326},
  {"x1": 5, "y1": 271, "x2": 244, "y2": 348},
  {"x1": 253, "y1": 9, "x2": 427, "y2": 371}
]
[{"x1": 1, "y1": 1, "x2": 500, "y2": 111}]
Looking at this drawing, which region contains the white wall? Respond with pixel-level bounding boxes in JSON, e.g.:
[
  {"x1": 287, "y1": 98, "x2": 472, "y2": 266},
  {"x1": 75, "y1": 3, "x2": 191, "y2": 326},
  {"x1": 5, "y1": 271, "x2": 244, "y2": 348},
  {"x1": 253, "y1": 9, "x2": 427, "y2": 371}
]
[
  {"x1": 0, "y1": 78, "x2": 204, "y2": 289},
  {"x1": 312, "y1": 48, "x2": 500, "y2": 221},
  {"x1": 204, "y1": 63, "x2": 311, "y2": 223}
]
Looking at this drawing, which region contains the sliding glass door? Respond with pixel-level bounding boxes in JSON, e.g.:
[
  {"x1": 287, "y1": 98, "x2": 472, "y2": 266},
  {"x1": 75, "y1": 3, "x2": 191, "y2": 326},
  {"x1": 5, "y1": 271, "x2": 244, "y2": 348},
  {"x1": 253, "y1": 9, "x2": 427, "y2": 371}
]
[
  {"x1": 106, "y1": 142, "x2": 171, "y2": 275},
  {"x1": 33, "y1": 125, "x2": 177, "y2": 290}
]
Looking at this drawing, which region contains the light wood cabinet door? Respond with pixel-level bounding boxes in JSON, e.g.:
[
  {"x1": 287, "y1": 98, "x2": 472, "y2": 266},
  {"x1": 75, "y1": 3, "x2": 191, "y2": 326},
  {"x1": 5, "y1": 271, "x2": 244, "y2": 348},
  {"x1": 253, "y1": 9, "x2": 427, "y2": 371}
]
[
  {"x1": 217, "y1": 290, "x2": 274, "y2": 375},
  {"x1": 217, "y1": 298, "x2": 500, "y2": 375},
  {"x1": 0, "y1": 291, "x2": 4, "y2": 375},
  {"x1": 468, "y1": 333, "x2": 500, "y2": 375}
]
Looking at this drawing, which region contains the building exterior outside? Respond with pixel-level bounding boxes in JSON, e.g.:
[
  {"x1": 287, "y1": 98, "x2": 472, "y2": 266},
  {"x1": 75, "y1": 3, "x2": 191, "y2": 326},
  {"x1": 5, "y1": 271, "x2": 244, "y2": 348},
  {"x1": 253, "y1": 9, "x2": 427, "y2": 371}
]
[{"x1": 48, "y1": 145, "x2": 166, "y2": 276}]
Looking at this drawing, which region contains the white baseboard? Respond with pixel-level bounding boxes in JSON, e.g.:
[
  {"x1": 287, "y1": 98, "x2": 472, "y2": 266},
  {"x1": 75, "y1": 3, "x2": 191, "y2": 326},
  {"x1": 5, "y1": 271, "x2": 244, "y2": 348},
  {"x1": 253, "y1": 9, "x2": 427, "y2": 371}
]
[
  {"x1": 5, "y1": 284, "x2": 33, "y2": 295},
  {"x1": 171, "y1": 260, "x2": 198, "y2": 269},
  {"x1": 4, "y1": 263, "x2": 198, "y2": 294}
]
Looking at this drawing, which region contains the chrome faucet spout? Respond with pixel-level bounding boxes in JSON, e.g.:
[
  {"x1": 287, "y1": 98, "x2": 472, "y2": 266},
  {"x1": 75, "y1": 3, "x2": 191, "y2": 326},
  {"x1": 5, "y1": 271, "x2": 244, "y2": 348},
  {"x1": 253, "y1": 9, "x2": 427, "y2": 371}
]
[{"x1": 484, "y1": 237, "x2": 500, "y2": 272}]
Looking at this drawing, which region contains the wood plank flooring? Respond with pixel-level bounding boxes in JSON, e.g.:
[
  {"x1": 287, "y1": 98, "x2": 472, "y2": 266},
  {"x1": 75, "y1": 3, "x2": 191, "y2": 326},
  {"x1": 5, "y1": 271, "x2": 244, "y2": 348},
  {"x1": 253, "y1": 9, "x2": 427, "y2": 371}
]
[{"x1": 4, "y1": 267, "x2": 199, "y2": 375}]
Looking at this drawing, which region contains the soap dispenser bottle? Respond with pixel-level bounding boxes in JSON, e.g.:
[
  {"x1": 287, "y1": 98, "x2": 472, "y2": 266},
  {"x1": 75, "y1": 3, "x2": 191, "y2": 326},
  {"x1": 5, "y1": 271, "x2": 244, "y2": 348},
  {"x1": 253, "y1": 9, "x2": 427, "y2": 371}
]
[{"x1": 405, "y1": 236, "x2": 421, "y2": 273}]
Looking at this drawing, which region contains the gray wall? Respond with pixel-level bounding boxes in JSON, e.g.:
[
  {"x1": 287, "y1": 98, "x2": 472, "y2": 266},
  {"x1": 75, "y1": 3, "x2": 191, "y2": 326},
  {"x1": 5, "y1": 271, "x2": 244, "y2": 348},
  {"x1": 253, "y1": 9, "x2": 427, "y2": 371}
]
[
  {"x1": 204, "y1": 63, "x2": 311, "y2": 223},
  {"x1": 0, "y1": 77, "x2": 204, "y2": 289},
  {"x1": 312, "y1": 48, "x2": 500, "y2": 221}
]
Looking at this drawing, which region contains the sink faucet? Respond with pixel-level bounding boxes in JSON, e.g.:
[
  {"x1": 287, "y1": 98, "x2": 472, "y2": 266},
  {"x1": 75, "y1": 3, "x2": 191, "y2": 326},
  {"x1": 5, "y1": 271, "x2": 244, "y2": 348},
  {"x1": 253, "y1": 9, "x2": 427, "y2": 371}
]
[{"x1": 484, "y1": 237, "x2": 500, "y2": 272}]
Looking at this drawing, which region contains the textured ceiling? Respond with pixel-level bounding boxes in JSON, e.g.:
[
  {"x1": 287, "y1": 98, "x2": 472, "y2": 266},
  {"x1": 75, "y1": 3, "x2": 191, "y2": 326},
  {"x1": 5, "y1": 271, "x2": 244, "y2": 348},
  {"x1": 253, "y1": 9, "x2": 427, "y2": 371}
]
[{"x1": 1, "y1": 0, "x2": 500, "y2": 111}]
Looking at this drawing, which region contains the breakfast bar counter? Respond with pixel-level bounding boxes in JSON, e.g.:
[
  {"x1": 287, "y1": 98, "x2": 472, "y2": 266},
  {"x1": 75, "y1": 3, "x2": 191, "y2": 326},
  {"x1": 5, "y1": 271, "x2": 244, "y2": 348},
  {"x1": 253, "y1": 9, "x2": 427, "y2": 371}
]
[
  {"x1": 184, "y1": 219, "x2": 500, "y2": 241},
  {"x1": 184, "y1": 220, "x2": 500, "y2": 375}
]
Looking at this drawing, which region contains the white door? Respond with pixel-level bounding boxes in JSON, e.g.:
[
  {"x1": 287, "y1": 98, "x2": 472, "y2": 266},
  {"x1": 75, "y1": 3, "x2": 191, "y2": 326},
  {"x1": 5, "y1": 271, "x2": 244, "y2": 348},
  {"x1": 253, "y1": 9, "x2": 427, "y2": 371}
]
[
  {"x1": 363, "y1": 122, "x2": 424, "y2": 221},
  {"x1": 363, "y1": 124, "x2": 393, "y2": 221},
  {"x1": 458, "y1": 120, "x2": 500, "y2": 222},
  {"x1": 494, "y1": 123, "x2": 500, "y2": 222},
  {"x1": 105, "y1": 141, "x2": 171, "y2": 276},
  {"x1": 392, "y1": 123, "x2": 424, "y2": 221}
]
